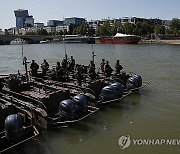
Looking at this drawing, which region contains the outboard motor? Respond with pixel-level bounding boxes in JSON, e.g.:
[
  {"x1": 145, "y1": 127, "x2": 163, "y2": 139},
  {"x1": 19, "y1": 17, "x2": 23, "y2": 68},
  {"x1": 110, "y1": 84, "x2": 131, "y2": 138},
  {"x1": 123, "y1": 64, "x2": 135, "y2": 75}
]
[
  {"x1": 59, "y1": 99, "x2": 77, "y2": 121},
  {"x1": 133, "y1": 75, "x2": 142, "y2": 87},
  {"x1": 4, "y1": 114, "x2": 23, "y2": 142},
  {"x1": 101, "y1": 85, "x2": 117, "y2": 101},
  {"x1": 111, "y1": 82, "x2": 124, "y2": 97},
  {"x1": 73, "y1": 95, "x2": 88, "y2": 116},
  {"x1": 126, "y1": 75, "x2": 142, "y2": 90}
]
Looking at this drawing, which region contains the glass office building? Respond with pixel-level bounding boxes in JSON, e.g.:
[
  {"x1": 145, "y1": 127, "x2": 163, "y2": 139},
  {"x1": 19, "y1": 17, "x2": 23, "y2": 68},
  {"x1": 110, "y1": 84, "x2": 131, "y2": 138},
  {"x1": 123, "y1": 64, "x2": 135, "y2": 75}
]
[
  {"x1": 14, "y1": 9, "x2": 29, "y2": 28},
  {"x1": 64, "y1": 17, "x2": 86, "y2": 26}
]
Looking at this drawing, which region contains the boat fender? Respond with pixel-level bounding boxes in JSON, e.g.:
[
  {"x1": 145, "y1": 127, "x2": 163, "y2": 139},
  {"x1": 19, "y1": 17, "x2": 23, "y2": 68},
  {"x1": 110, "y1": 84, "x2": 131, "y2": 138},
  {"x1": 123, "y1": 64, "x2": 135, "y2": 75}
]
[
  {"x1": 111, "y1": 82, "x2": 124, "y2": 97},
  {"x1": 133, "y1": 75, "x2": 142, "y2": 87},
  {"x1": 59, "y1": 99, "x2": 77, "y2": 120},
  {"x1": 73, "y1": 95, "x2": 88, "y2": 114},
  {"x1": 4, "y1": 114, "x2": 23, "y2": 142},
  {"x1": 126, "y1": 77, "x2": 139, "y2": 90},
  {"x1": 101, "y1": 85, "x2": 117, "y2": 101}
]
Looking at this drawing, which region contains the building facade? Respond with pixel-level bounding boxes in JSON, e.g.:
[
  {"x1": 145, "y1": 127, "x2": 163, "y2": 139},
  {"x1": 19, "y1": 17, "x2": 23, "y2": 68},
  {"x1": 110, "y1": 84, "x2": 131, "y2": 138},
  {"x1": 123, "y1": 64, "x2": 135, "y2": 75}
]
[
  {"x1": 25, "y1": 16, "x2": 34, "y2": 27},
  {"x1": 56, "y1": 25, "x2": 70, "y2": 33},
  {"x1": 43, "y1": 26, "x2": 56, "y2": 33},
  {"x1": 14, "y1": 9, "x2": 29, "y2": 28},
  {"x1": 64, "y1": 17, "x2": 86, "y2": 26},
  {"x1": 0, "y1": 29, "x2": 5, "y2": 35},
  {"x1": 47, "y1": 20, "x2": 63, "y2": 27},
  {"x1": 7, "y1": 27, "x2": 19, "y2": 35},
  {"x1": 34, "y1": 23, "x2": 44, "y2": 28},
  {"x1": 14, "y1": 9, "x2": 35, "y2": 29}
]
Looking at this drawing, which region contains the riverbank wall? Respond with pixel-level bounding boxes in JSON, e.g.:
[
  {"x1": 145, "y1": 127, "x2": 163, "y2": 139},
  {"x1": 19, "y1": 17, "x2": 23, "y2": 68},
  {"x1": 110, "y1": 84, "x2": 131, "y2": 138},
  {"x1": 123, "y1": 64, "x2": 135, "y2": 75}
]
[{"x1": 140, "y1": 39, "x2": 180, "y2": 45}]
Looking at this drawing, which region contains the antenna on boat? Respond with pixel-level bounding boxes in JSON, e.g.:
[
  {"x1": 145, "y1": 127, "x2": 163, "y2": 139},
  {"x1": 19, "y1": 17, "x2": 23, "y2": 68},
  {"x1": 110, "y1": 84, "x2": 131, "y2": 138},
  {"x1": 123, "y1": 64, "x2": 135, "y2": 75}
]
[
  {"x1": 20, "y1": 33, "x2": 29, "y2": 83},
  {"x1": 63, "y1": 15, "x2": 68, "y2": 78},
  {"x1": 90, "y1": 32, "x2": 96, "y2": 63},
  {"x1": 92, "y1": 44, "x2": 96, "y2": 63},
  {"x1": 23, "y1": 57, "x2": 29, "y2": 83},
  {"x1": 63, "y1": 15, "x2": 67, "y2": 57},
  {"x1": 20, "y1": 33, "x2": 24, "y2": 59},
  {"x1": 21, "y1": 40, "x2": 24, "y2": 58}
]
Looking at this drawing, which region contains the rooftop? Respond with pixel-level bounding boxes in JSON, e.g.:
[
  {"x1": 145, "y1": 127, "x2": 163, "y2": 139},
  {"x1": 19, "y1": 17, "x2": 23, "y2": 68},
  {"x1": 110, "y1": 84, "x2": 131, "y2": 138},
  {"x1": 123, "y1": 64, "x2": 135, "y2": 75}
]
[{"x1": 15, "y1": 9, "x2": 28, "y2": 12}]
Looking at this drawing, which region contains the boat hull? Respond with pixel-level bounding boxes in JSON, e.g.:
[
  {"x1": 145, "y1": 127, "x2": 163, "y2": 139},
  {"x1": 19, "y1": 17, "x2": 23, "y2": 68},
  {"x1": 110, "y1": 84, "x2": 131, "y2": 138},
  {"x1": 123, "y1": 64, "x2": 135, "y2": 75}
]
[{"x1": 99, "y1": 36, "x2": 141, "y2": 44}]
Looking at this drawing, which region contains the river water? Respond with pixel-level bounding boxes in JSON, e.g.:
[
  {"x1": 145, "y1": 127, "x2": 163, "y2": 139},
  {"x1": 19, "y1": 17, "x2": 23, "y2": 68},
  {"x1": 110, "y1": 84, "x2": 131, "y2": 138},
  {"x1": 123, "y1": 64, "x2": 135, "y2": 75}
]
[{"x1": 0, "y1": 43, "x2": 180, "y2": 154}]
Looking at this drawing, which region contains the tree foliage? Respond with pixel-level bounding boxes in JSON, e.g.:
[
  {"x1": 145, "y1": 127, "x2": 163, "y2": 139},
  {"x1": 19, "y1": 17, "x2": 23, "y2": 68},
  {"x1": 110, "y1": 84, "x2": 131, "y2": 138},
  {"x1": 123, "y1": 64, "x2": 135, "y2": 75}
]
[
  {"x1": 123, "y1": 23, "x2": 135, "y2": 34},
  {"x1": 37, "y1": 29, "x2": 48, "y2": 35},
  {"x1": 96, "y1": 21, "x2": 155, "y2": 36},
  {"x1": 96, "y1": 21, "x2": 111, "y2": 36},
  {"x1": 169, "y1": 18, "x2": 180, "y2": 34},
  {"x1": 24, "y1": 18, "x2": 180, "y2": 37},
  {"x1": 73, "y1": 23, "x2": 95, "y2": 36},
  {"x1": 155, "y1": 25, "x2": 165, "y2": 34},
  {"x1": 110, "y1": 21, "x2": 123, "y2": 35}
]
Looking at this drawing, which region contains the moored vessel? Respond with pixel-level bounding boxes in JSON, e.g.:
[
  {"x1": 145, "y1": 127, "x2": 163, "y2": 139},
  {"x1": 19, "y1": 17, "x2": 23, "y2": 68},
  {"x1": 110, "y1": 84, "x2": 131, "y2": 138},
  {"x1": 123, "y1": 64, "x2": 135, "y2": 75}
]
[
  {"x1": 63, "y1": 35, "x2": 95, "y2": 44},
  {"x1": 99, "y1": 33, "x2": 141, "y2": 44}
]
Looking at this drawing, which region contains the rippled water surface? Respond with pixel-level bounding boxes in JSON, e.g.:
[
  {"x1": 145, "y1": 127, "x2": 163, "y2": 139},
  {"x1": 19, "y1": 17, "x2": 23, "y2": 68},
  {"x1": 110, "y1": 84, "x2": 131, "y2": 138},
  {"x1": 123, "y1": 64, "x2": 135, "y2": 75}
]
[{"x1": 0, "y1": 43, "x2": 180, "y2": 154}]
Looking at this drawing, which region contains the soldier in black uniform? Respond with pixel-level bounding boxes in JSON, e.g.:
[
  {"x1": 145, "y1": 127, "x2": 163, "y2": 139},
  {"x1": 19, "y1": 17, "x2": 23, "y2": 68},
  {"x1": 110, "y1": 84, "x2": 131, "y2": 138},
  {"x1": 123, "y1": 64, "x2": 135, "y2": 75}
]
[
  {"x1": 100, "y1": 58, "x2": 105, "y2": 73},
  {"x1": 74, "y1": 65, "x2": 83, "y2": 86},
  {"x1": 88, "y1": 61, "x2": 95, "y2": 70},
  {"x1": 88, "y1": 65, "x2": 97, "y2": 81},
  {"x1": 41, "y1": 59, "x2": 49, "y2": 77},
  {"x1": 115, "y1": 60, "x2": 123, "y2": 74},
  {"x1": 104, "y1": 61, "x2": 113, "y2": 77},
  {"x1": 30, "y1": 60, "x2": 39, "y2": 77},
  {"x1": 56, "y1": 61, "x2": 61, "y2": 72},
  {"x1": 61, "y1": 54, "x2": 68, "y2": 71},
  {"x1": 68, "y1": 56, "x2": 75, "y2": 72},
  {"x1": 56, "y1": 61, "x2": 65, "y2": 81},
  {"x1": 88, "y1": 61, "x2": 96, "y2": 80}
]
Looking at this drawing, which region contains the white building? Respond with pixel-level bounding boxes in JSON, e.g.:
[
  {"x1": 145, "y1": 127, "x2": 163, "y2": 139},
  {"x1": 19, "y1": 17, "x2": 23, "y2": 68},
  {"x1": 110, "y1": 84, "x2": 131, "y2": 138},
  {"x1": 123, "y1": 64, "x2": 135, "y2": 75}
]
[
  {"x1": 120, "y1": 17, "x2": 136, "y2": 25},
  {"x1": 34, "y1": 23, "x2": 44, "y2": 28},
  {"x1": 7, "y1": 27, "x2": 19, "y2": 35},
  {"x1": 43, "y1": 26, "x2": 56, "y2": 33},
  {"x1": 162, "y1": 20, "x2": 170, "y2": 27},
  {"x1": 25, "y1": 16, "x2": 34, "y2": 27},
  {"x1": 26, "y1": 27, "x2": 39, "y2": 33},
  {"x1": 56, "y1": 25, "x2": 70, "y2": 32},
  {"x1": 88, "y1": 20, "x2": 99, "y2": 30},
  {"x1": 0, "y1": 29, "x2": 5, "y2": 35}
]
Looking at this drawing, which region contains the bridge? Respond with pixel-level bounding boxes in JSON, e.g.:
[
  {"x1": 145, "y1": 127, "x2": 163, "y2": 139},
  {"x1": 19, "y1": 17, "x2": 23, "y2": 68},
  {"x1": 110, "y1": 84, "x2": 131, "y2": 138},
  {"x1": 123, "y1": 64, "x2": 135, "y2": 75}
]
[{"x1": 0, "y1": 35, "x2": 62, "y2": 45}]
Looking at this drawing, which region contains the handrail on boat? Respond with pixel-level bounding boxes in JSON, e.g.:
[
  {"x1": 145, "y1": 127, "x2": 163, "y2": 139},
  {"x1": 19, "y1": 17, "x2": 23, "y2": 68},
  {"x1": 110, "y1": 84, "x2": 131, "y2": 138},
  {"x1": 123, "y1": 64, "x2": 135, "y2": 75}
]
[{"x1": 0, "y1": 126, "x2": 39, "y2": 153}]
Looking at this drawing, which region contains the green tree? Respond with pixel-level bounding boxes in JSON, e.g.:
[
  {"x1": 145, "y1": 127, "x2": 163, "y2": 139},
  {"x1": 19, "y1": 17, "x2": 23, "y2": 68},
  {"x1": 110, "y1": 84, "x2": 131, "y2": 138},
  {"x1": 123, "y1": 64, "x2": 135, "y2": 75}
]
[
  {"x1": 110, "y1": 21, "x2": 123, "y2": 35},
  {"x1": 74, "y1": 23, "x2": 93, "y2": 36},
  {"x1": 48, "y1": 32, "x2": 56, "y2": 36},
  {"x1": 25, "y1": 32, "x2": 36, "y2": 35},
  {"x1": 169, "y1": 18, "x2": 180, "y2": 34},
  {"x1": 37, "y1": 29, "x2": 48, "y2": 35},
  {"x1": 155, "y1": 25, "x2": 165, "y2": 34},
  {"x1": 57, "y1": 31, "x2": 64, "y2": 36},
  {"x1": 123, "y1": 23, "x2": 135, "y2": 34},
  {"x1": 165, "y1": 28, "x2": 174, "y2": 35},
  {"x1": 134, "y1": 22, "x2": 154, "y2": 36},
  {"x1": 96, "y1": 21, "x2": 111, "y2": 36}
]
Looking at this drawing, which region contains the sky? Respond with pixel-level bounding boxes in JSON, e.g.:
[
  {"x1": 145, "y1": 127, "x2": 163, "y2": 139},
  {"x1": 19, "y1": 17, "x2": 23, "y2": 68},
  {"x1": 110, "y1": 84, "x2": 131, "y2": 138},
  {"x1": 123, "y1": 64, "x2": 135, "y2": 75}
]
[{"x1": 0, "y1": 0, "x2": 180, "y2": 29}]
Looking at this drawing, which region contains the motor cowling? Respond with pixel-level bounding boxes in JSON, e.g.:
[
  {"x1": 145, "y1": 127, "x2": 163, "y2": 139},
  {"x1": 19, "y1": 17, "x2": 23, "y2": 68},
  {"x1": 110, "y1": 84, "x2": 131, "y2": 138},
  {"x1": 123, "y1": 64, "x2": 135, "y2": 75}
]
[
  {"x1": 133, "y1": 75, "x2": 142, "y2": 87},
  {"x1": 126, "y1": 75, "x2": 142, "y2": 90},
  {"x1": 101, "y1": 85, "x2": 117, "y2": 101},
  {"x1": 4, "y1": 114, "x2": 23, "y2": 142},
  {"x1": 111, "y1": 82, "x2": 124, "y2": 97},
  {"x1": 59, "y1": 99, "x2": 77, "y2": 121},
  {"x1": 73, "y1": 95, "x2": 88, "y2": 115}
]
